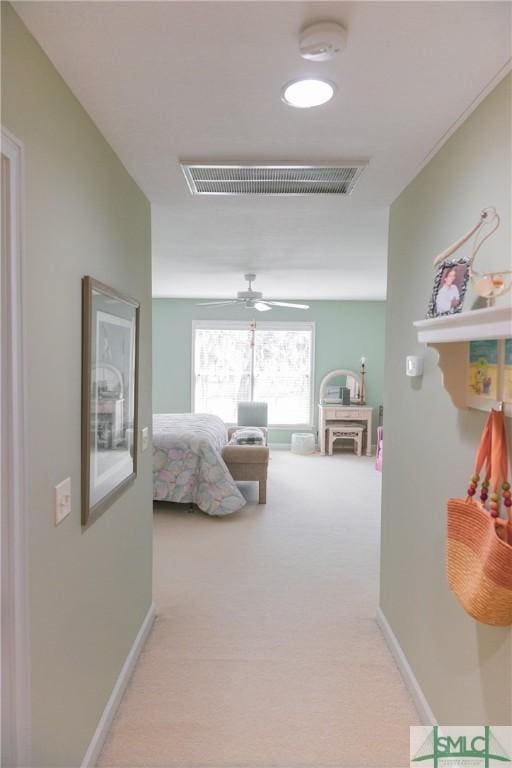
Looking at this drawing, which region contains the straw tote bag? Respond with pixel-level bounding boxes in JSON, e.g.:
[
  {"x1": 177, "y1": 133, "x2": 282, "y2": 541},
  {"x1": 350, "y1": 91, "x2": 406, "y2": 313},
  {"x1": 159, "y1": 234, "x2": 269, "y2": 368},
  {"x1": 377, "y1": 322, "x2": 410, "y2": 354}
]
[{"x1": 447, "y1": 409, "x2": 512, "y2": 626}]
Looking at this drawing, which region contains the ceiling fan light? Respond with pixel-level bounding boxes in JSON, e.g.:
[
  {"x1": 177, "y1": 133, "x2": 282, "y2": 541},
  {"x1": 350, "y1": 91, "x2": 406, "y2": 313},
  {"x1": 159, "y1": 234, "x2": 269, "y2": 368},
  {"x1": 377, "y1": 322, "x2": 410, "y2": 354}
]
[
  {"x1": 268, "y1": 301, "x2": 310, "y2": 309},
  {"x1": 196, "y1": 276, "x2": 310, "y2": 312}
]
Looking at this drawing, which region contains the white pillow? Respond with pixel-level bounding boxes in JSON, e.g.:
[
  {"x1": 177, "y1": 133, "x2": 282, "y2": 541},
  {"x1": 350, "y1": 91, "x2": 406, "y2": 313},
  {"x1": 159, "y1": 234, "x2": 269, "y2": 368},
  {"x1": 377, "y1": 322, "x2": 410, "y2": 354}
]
[{"x1": 229, "y1": 427, "x2": 265, "y2": 445}]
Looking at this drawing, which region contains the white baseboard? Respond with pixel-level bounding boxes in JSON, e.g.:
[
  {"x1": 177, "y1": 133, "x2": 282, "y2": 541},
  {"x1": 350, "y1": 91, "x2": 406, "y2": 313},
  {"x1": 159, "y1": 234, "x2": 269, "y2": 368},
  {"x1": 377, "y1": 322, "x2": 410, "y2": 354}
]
[
  {"x1": 376, "y1": 607, "x2": 437, "y2": 726},
  {"x1": 81, "y1": 603, "x2": 156, "y2": 767}
]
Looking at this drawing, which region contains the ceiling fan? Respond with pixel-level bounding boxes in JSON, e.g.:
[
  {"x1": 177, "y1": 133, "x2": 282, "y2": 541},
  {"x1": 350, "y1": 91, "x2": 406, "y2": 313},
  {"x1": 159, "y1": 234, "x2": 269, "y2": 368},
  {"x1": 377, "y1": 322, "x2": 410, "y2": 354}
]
[{"x1": 196, "y1": 274, "x2": 309, "y2": 312}]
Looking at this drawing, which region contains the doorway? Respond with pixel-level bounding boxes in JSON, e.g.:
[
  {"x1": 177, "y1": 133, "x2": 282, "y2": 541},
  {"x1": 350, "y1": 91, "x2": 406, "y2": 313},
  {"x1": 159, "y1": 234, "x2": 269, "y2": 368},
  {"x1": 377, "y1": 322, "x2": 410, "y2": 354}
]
[{"x1": 1, "y1": 128, "x2": 30, "y2": 768}]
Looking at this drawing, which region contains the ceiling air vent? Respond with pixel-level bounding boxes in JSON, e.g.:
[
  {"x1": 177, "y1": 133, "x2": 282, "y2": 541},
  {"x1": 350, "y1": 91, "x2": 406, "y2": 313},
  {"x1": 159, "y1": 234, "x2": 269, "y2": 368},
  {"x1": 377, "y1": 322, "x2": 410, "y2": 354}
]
[{"x1": 180, "y1": 163, "x2": 367, "y2": 196}]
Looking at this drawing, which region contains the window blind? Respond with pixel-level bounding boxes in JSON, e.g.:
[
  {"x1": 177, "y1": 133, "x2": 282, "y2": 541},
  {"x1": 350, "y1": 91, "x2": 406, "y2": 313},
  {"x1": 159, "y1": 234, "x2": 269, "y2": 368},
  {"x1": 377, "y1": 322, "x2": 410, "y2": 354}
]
[
  {"x1": 194, "y1": 327, "x2": 252, "y2": 423},
  {"x1": 253, "y1": 328, "x2": 312, "y2": 425},
  {"x1": 193, "y1": 321, "x2": 313, "y2": 425}
]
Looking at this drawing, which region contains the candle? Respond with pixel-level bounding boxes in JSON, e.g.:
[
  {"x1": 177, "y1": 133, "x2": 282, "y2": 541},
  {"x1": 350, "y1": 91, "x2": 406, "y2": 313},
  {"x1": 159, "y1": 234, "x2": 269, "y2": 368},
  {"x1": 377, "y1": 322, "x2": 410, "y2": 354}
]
[{"x1": 360, "y1": 356, "x2": 366, "y2": 365}]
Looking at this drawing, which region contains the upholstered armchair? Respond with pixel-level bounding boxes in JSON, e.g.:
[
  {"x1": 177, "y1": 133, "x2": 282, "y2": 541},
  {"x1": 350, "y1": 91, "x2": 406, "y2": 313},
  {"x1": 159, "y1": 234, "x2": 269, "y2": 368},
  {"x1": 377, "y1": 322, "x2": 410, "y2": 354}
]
[{"x1": 236, "y1": 401, "x2": 268, "y2": 444}]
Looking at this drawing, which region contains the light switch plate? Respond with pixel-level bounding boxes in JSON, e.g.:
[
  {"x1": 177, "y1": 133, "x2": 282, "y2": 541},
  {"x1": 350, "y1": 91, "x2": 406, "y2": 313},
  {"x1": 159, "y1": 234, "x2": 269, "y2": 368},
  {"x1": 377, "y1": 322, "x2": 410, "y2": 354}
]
[
  {"x1": 141, "y1": 427, "x2": 150, "y2": 452},
  {"x1": 55, "y1": 477, "x2": 71, "y2": 525},
  {"x1": 406, "y1": 355, "x2": 424, "y2": 377}
]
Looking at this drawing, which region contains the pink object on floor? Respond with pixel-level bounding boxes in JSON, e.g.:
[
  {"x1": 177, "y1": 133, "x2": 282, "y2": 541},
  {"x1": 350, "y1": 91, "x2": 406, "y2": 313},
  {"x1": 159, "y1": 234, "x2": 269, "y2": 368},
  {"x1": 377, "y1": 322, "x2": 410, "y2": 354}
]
[{"x1": 375, "y1": 426, "x2": 383, "y2": 472}]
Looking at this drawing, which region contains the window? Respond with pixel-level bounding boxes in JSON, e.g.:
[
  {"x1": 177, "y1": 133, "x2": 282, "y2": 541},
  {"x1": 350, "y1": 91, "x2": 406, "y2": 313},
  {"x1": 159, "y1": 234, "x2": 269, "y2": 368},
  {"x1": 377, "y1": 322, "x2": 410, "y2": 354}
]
[{"x1": 193, "y1": 321, "x2": 314, "y2": 425}]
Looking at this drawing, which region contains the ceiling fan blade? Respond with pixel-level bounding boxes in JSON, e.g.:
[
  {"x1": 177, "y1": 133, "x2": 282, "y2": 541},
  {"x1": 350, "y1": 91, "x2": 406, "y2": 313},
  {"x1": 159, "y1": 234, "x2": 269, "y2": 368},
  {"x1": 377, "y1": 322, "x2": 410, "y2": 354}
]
[
  {"x1": 195, "y1": 300, "x2": 239, "y2": 306},
  {"x1": 266, "y1": 301, "x2": 310, "y2": 309},
  {"x1": 254, "y1": 301, "x2": 272, "y2": 312}
]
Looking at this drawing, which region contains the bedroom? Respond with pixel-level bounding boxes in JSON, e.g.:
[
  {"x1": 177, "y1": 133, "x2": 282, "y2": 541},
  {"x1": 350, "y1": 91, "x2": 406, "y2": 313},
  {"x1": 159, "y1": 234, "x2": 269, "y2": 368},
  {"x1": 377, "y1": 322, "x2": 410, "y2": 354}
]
[
  {"x1": 1, "y1": 2, "x2": 511, "y2": 767},
  {"x1": 151, "y1": 297, "x2": 385, "y2": 513}
]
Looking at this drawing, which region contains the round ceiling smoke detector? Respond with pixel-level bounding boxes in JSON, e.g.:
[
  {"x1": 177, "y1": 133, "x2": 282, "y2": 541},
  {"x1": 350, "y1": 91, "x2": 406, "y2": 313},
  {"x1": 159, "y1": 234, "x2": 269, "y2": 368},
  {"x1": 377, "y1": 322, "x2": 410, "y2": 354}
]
[{"x1": 299, "y1": 21, "x2": 347, "y2": 62}]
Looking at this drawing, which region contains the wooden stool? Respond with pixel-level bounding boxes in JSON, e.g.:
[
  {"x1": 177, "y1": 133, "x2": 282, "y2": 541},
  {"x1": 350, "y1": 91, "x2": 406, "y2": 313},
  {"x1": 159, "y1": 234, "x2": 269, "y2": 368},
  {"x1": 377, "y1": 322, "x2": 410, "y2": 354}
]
[{"x1": 327, "y1": 424, "x2": 366, "y2": 456}]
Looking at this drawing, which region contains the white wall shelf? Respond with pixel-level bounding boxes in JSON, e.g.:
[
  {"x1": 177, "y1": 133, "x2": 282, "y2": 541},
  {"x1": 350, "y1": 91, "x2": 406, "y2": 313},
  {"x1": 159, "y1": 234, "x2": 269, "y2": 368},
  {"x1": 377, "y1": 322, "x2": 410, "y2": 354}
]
[
  {"x1": 414, "y1": 303, "x2": 512, "y2": 344},
  {"x1": 413, "y1": 304, "x2": 512, "y2": 416}
]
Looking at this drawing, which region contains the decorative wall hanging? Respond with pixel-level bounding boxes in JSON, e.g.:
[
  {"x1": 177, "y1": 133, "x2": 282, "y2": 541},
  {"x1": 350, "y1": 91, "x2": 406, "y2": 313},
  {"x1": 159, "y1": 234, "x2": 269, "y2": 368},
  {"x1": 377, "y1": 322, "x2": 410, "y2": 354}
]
[
  {"x1": 427, "y1": 207, "x2": 508, "y2": 318},
  {"x1": 467, "y1": 340, "x2": 499, "y2": 402},
  {"x1": 82, "y1": 277, "x2": 140, "y2": 527},
  {"x1": 446, "y1": 409, "x2": 512, "y2": 626},
  {"x1": 466, "y1": 338, "x2": 512, "y2": 414},
  {"x1": 467, "y1": 208, "x2": 511, "y2": 306}
]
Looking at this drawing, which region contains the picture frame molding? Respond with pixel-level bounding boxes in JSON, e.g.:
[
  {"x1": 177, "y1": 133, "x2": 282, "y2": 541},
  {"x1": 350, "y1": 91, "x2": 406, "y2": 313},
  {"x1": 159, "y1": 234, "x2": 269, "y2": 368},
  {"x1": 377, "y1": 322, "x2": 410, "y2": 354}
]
[{"x1": 81, "y1": 276, "x2": 140, "y2": 528}]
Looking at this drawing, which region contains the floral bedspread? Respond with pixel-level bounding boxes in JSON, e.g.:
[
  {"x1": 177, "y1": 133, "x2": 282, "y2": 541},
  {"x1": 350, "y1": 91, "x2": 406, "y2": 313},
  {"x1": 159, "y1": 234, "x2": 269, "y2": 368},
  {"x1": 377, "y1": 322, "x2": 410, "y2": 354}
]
[{"x1": 152, "y1": 413, "x2": 246, "y2": 516}]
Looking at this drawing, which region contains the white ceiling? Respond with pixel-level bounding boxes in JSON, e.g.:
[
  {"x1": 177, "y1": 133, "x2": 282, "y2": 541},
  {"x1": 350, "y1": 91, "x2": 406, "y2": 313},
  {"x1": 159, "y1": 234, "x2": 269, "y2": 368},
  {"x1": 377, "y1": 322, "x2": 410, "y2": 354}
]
[{"x1": 15, "y1": 1, "x2": 511, "y2": 300}]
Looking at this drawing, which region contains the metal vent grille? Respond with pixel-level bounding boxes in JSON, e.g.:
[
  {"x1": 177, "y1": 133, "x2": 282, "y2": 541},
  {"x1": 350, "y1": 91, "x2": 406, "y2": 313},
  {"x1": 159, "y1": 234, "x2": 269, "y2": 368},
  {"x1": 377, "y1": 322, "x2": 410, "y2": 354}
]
[{"x1": 181, "y1": 163, "x2": 366, "y2": 195}]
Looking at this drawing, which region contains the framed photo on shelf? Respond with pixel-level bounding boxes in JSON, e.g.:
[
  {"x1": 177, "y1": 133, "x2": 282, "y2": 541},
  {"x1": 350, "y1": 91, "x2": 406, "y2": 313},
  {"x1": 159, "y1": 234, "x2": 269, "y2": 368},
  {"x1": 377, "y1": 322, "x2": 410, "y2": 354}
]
[
  {"x1": 82, "y1": 276, "x2": 140, "y2": 527},
  {"x1": 426, "y1": 257, "x2": 470, "y2": 319}
]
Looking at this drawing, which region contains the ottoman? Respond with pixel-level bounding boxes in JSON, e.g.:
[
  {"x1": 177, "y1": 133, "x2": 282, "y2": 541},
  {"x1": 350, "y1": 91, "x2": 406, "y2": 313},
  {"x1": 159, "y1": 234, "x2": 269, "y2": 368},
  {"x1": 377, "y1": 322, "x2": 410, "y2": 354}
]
[{"x1": 221, "y1": 444, "x2": 269, "y2": 504}]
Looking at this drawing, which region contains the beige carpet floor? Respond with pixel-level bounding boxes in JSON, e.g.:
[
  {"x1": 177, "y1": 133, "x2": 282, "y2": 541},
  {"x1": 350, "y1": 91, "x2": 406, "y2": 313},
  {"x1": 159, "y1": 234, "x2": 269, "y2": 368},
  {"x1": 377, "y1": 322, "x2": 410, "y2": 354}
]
[{"x1": 98, "y1": 450, "x2": 419, "y2": 768}]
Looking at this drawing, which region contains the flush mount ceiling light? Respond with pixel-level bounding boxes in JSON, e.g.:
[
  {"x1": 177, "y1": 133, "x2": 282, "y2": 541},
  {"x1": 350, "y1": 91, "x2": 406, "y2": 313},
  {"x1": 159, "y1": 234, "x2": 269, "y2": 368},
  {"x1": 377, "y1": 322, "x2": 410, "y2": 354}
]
[{"x1": 281, "y1": 78, "x2": 335, "y2": 109}]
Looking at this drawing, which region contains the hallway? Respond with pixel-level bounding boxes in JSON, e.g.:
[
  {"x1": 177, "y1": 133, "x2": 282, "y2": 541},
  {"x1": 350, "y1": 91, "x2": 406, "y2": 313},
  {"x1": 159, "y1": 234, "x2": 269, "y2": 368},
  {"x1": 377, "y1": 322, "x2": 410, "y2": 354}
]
[{"x1": 99, "y1": 451, "x2": 418, "y2": 767}]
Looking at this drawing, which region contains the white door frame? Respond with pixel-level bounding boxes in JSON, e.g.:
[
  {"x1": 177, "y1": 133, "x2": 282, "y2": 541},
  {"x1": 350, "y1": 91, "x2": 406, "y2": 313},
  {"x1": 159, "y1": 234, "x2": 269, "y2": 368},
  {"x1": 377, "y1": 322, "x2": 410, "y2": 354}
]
[{"x1": 1, "y1": 127, "x2": 31, "y2": 767}]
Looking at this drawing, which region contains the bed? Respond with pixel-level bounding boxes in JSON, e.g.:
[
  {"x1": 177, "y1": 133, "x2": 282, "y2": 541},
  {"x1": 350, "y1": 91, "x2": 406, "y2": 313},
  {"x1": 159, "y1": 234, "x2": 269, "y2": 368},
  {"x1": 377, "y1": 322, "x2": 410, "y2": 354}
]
[{"x1": 152, "y1": 413, "x2": 246, "y2": 516}]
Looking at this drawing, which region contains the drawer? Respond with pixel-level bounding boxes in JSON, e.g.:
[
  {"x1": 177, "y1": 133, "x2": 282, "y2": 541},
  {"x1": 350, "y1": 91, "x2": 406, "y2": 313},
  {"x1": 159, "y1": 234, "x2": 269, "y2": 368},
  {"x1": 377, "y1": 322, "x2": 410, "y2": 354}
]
[{"x1": 333, "y1": 409, "x2": 363, "y2": 420}]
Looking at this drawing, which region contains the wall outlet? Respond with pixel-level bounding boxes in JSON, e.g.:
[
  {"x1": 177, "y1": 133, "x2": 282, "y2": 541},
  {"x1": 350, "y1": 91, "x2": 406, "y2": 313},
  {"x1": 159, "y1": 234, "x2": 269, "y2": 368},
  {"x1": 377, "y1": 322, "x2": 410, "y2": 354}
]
[
  {"x1": 141, "y1": 427, "x2": 150, "y2": 452},
  {"x1": 55, "y1": 477, "x2": 71, "y2": 525}
]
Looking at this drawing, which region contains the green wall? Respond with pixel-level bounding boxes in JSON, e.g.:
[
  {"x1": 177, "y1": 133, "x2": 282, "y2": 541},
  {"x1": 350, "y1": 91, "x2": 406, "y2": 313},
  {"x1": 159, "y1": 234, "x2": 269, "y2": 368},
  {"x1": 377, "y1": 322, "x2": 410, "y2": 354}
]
[
  {"x1": 381, "y1": 75, "x2": 511, "y2": 724},
  {"x1": 153, "y1": 298, "x2": 386, "y2": 444},
  {"x1": 2, "y1": 5, "x2": 153, "y2": 765}
]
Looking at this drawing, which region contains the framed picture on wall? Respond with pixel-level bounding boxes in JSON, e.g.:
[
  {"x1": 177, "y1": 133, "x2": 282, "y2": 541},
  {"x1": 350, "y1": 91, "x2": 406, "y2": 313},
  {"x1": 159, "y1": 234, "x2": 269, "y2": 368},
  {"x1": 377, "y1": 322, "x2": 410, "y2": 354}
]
[
  {"x1": 504, "y1": 338, "x2": 512, "y2": 406},
  {"x1": 467, "y1": 339, "x2": 499, "y2": 402},
  {"x1": 426, "y1": 257, "x2": 470, "y2": 319},
  {"x1": 82, "y1": 276, "x2": 140, "y2": 527},
  {"x1": 466, "y1": 338, "x2": 512, "y2": 418}
]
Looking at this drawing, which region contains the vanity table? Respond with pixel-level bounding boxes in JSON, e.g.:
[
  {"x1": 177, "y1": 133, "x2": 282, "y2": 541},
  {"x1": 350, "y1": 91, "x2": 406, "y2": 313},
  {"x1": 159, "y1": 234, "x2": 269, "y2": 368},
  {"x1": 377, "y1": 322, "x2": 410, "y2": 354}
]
[
  {"x1": 318, "y1": 367, "x2": 373, "y2": 456},
  {"x1": 318, "y1": 403, "x2": 373, "y2": 456}
]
